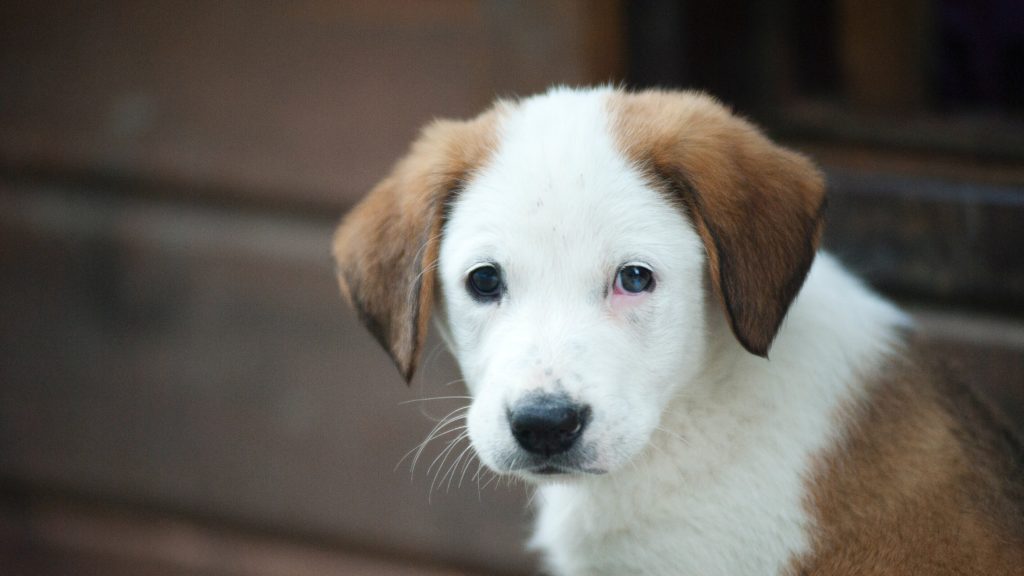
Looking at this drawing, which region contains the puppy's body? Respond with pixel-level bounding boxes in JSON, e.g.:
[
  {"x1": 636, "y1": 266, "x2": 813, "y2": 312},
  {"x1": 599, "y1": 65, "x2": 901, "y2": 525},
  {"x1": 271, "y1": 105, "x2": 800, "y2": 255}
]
[
  {"x1": 531, "y1": 255, "x2": 1024, "y2": 576},
  {"x1": 334, "y1": 87, "x2": 1024, "y2": 575}
]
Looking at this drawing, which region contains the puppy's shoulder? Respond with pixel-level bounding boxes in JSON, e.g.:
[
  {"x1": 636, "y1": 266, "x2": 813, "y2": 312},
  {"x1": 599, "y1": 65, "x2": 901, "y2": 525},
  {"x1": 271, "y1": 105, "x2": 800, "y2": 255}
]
[{"x1": 798, "y1": 338, "x2": 1024, "y2": 575}]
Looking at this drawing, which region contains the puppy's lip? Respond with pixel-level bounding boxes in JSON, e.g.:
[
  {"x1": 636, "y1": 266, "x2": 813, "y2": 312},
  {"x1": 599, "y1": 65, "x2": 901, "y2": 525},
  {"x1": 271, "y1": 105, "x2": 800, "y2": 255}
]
[
  {"x1": 533, "y1": 465, "x2": 564, "y2": 475},
  {"x1": 520, "y1": 463, "x2": 607, "y2": 476}
]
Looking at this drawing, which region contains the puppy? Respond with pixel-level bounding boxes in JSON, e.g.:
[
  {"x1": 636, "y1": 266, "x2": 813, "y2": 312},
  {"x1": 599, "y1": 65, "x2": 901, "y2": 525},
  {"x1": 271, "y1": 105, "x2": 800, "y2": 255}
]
[{"x1": 333, "y1": 87, "x2": 1023, "y2": 575}]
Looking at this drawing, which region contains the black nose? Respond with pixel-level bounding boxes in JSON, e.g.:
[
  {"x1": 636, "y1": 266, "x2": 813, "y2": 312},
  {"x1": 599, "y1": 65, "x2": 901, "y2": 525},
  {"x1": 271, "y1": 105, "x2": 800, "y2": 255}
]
[{"x1": 509, "y1": 396, "x2": 590, "y2": 457}]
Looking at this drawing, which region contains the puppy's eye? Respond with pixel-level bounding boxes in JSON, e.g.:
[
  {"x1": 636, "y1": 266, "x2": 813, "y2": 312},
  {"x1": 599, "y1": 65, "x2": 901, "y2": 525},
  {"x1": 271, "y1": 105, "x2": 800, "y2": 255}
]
[
  {"x1": 467, "y1": 264, "x2": 503, "y2": 302},
  {"x1": 616, "y1": 264, "x2": 654, "y2": 294}
]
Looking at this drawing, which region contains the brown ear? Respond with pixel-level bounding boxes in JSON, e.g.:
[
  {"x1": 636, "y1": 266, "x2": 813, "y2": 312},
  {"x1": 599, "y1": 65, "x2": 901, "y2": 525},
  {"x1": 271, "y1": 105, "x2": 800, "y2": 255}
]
[
  {"x1": 611, "y1": 90, "x2": 826, "y2": 357},
  {"x1": 332, "y1": 111, "x2": 499, "y2": 381}
]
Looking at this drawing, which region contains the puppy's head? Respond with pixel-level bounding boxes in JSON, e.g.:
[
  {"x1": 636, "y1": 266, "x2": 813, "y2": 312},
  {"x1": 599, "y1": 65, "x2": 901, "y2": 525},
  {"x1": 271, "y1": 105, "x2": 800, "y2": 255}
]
[{"x1": 334, "y1": 87, "x2": 824, "y2": 479}]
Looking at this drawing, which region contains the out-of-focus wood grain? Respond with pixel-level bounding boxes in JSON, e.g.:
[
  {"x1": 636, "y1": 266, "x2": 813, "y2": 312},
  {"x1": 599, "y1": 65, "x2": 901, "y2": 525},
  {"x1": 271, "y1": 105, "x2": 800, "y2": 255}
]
[
  {"x1": 0, "y1": 496, "x2": 483, "y2": 576},
  {"x1": 838, "y1": 0, "x2": 929, "y2": 111},
  {"x1": 0, "y1": 0, "x2": 623, "y2": 210},
  {"x1": 0, "y1": 183, "x2": 535, "y2": 575},
  {"x1": 823, "y1": 165, "x2": 1024, "y2": 310}
]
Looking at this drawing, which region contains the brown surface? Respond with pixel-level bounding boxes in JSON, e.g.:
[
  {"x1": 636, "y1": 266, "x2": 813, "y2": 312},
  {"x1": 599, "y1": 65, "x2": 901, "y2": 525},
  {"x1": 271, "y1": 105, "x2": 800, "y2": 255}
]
[
  {"x1": 838, "y1": 0, "x2": 929, "y2": 111},
  {"x1": 823, "y1": 166, "x2": 1024, "y2": 309},
  {"x1": 0, "y1": 0, "x2": 623, "y2": 209},
  {"x1": 0, "y1": 183, "x2": 535, "y2": 574},
  {"x1": 0, "y1": 497, "x2": 482, "y2": 576}
]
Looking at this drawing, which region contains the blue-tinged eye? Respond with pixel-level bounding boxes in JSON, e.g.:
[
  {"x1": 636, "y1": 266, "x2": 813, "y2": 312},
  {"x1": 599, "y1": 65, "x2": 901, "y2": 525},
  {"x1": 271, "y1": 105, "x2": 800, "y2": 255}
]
[
  {"x1": 617, "y1": 264, "x2": 654, "y2": 293},
  {"x1": 467, "y1": 264, "x2": 502, "y2": 302}
]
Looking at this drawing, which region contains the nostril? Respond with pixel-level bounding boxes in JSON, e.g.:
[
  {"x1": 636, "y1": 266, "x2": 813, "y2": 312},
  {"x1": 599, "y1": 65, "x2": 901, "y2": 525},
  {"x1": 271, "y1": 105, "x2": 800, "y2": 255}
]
[
  {"x1": 560, "y1": 410, "x2": 581, "y2": 434},
  {"x1": 509, "y1": 396, "x2": 590, "y2": 457}
]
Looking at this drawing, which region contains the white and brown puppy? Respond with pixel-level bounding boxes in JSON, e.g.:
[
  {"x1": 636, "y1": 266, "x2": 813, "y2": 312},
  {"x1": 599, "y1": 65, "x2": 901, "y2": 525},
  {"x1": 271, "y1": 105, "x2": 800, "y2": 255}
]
[{"x1": 333, "y1": 87, "x2": 1023, "y2": 576}]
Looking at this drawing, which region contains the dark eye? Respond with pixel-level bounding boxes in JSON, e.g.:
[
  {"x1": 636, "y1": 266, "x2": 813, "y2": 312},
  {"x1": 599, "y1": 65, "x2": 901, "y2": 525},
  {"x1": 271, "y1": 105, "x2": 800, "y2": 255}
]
[
  {"x1": 467, "y1": 264, "x2": 502, "y2": 302},
  {"x1": 616, "y1": 264, "x2": 654, "y2": 294}
]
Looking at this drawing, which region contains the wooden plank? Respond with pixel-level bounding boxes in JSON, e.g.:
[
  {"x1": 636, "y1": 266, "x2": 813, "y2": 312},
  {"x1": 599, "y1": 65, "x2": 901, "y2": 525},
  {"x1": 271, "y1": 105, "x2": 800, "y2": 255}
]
[
  {"x1": 823, "y1": 166, "x2": 1024, "y2": 310},
  {"x1": 0, "y1": 183, "x2": 535, "y2": 574},
  {"x1": 838, "y1": 0, "x2": 930, "y2": 111},
  {"x1": 0, "y1": 497, "x2": 482, "y2": 576},
  {"x1": 0, "y1": 1, "x2": 624, "y2": 211}
]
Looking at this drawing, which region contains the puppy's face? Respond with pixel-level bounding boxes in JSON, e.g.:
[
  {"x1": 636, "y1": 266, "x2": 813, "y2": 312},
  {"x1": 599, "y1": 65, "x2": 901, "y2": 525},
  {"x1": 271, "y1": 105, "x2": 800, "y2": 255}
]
[
  {"x1": 437, "y1": 93, "x2": 706, "y2": 477},
  {"x1": 333, "y1": 87, "x2": 825, "y2": 482}
]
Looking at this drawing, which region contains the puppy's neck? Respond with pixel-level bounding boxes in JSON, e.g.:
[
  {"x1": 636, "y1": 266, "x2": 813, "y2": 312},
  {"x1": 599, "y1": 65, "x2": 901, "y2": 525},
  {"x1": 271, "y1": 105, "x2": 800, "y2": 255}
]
[{"x1": 660, "y1": 253, "x2": 906, "y2": 475}]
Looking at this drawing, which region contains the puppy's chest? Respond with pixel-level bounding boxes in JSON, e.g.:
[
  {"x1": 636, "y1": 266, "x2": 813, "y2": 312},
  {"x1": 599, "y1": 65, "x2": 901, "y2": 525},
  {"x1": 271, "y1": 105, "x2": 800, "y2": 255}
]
[{"x1": 530, "y1": 457, "x2": 815, "y2": 576}]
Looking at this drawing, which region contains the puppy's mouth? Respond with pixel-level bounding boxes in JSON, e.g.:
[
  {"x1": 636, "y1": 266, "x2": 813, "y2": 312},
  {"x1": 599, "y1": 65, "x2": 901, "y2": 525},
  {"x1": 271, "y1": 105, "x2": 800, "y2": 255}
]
[
  {"x1": 533, "y1": 465, "x2": 567, "y2": 475},
  {"x1": 508, "y1": 457, "x2": 608, "y2": 477},
  {"x1": 527, "y1": 464, "x2": 607, "y2": 476}
]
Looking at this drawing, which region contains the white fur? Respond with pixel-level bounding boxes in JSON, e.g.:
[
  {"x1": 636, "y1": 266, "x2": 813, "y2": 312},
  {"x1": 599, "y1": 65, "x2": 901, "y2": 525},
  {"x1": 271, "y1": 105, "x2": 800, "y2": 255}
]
[{"x1": 436, "y1": 87, "x2": 908, "y2": 576}]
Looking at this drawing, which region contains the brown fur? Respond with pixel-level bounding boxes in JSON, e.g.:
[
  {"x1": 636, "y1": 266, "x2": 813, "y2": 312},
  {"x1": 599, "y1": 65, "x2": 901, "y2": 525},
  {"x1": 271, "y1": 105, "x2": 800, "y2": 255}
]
[
  {"x1": 609, "y1": 90, "x2": 825, "y2": 357},
  {"x1": 795, "y1": 340, "x2": 1024, "y2": 575},
  {"x1": 332, "y1": 106, "x2": 502, "y2": 381}
]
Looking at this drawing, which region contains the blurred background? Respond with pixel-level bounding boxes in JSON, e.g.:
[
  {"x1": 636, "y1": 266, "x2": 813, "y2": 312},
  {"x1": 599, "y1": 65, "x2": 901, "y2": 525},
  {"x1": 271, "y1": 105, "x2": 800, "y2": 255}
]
[{"x1": 1, "y1": 1, "x2": 1021, "y2": 575}]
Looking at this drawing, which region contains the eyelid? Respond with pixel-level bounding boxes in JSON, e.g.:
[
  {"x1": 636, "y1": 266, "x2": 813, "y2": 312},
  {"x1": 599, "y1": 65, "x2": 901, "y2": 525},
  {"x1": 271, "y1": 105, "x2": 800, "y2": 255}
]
[
  {"x1": 619, "y1": 261, "x2": 655, "y2": 278},
  {"x1": 465, "y1": 262, "x2": 498, "y2": 276}
]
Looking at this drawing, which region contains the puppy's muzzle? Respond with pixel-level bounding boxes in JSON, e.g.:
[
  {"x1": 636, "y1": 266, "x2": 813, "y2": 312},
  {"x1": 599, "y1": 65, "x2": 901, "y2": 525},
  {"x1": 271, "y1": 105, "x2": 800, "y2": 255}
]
[{"x1": 509, "y1": 394, "x2": 591, "y2": 457}]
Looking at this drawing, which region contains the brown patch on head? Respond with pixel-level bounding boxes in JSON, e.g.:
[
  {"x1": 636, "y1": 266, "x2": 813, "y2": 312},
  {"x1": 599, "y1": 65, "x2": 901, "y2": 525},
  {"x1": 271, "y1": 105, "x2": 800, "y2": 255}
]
[
  {"x1": 608, "y1": 90, "x2": 825, "y2": 357},
  {"x1": 794, "y1": 346, "x2": 1024, "y2": 574},
  {"x1": 332, "y1": 106, "x2": 503, "y2": 382}
]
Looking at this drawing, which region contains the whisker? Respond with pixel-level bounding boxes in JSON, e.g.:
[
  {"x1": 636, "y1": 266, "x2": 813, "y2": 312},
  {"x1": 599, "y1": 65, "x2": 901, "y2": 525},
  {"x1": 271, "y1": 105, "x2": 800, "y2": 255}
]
[
  {"x1": 401, "y1": 407, "x2": 470, "y2": 475},
  {"x1": 415, "y1": 389, "x2": 469, "y2": 421},
  {"x1": 416, "y1": 404, "x2": 469, "y2": 434},
  {"x1": 474, "y1": 462, "x2": 485, "y2": 500},
  {"x1": 407, "y1": 258, "x2": 441, "y2": 305},
  {"x1": 655, "y1": 426, "x2": 689, "y2": 445},
  {"x1": 499, "y1": 456, "x2": 519, "y2": 491},
  {"x1": 397, "y1": 423, "x2": 465, "y2": 475},
  {"x1": 398, "y1": 395, "x2": 472, "y2": 405},
  {"x1": 480, "y1": 472, "x2": 499, "y2": 491},
  {"x1": 445, "y1": 443, "x2": 476, "y2": 492},
  {"x1": 526, "y1": 487, "x2": 540, "y2": 508},
  {"x1": 417, "y1": 340, "x2": 449, "y2": 376},
  {"x1": 427, "y1": 431, "x2": 469, "y2": 483},
  {"x1": 429, "y1": 432, "x2": 470, "y2": 496},
  {"x1": 457, "y1": 448, "x2": 480, "y2": 489}
]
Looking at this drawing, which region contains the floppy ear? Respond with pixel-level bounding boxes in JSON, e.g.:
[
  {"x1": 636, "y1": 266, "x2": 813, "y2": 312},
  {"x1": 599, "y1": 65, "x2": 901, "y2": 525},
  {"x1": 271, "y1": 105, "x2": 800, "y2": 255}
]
[
  {"x1": 333, "y1": 112, "x2": 499, "y2": 382},
  {"x1": 612, "y1": 91, "x2": 826, "y2": 357}
]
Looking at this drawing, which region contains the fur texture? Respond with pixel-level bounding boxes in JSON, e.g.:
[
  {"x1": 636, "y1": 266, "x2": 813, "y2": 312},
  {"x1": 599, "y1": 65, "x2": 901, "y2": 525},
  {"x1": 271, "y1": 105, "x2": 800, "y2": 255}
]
[{"x1": 333, "y1": 86, "x2": 1024, "y2": 575}]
